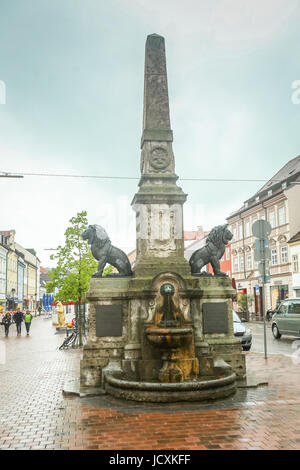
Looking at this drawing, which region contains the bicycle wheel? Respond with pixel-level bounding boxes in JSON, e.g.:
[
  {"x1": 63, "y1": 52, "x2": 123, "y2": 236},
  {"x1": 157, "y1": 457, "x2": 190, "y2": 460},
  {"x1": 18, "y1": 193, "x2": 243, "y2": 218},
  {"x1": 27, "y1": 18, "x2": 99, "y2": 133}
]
[{"x1": 59, "y1": 333, "x2": 75, "y2": 350}]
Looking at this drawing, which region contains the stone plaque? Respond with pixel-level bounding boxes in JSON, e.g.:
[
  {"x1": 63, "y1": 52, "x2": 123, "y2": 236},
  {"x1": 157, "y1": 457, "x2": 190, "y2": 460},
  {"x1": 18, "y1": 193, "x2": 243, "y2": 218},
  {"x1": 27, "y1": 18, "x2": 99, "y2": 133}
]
[
  {"x1": 202, "y1": 302, "x2": 228, "y2": 334},
  {"x1": 96, "y1": 305, "x2": 123, "y2": 337}
]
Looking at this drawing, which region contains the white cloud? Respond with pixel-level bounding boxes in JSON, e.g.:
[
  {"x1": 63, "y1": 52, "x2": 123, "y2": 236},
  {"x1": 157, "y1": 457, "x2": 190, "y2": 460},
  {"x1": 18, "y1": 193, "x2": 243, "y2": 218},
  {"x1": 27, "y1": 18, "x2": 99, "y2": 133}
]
[{"x1": 132, "y1": 0, "x2": 300, "y2": 45}]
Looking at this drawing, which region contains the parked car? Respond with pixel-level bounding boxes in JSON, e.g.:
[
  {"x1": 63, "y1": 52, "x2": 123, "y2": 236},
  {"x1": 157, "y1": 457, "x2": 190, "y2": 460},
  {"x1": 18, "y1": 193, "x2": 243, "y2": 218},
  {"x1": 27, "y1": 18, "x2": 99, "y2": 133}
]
[
  {"x1": 271, "y1": 298, "x2": 300, "y2": 339},
  {"x1": 233, "y1": 310, "x2": 252, "y2": 351}
]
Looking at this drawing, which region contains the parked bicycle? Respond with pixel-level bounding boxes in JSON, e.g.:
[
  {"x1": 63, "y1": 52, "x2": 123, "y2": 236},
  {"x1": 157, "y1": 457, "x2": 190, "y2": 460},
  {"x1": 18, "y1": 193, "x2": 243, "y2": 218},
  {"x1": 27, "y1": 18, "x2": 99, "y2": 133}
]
[
  {"x1": 58, "y1": 317, "x2": 87, "y2": 349},
  {"x1": 59, "y1": 327, "x2": 78, "y2": 350}
]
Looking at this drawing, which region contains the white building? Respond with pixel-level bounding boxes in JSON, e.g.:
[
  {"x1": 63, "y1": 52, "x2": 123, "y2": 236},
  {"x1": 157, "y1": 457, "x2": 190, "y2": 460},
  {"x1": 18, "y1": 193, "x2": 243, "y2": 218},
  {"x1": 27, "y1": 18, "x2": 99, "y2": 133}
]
[
  {"x1": 288, "y1": 231, "x2": 300, "y2": 298},
  {"x1": 227, "y1": 155, "x2": 300, "y2": 318}
]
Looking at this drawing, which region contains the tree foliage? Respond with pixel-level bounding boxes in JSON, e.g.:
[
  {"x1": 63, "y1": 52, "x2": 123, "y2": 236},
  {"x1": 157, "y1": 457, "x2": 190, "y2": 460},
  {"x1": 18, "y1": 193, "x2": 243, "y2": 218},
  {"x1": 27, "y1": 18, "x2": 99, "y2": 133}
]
[
  {"x1": 46, "y1": 211, "x2": 112, "y2": 302},
  {"x1": 237, "y1": 294, "x2": 254, "y2": 312}
]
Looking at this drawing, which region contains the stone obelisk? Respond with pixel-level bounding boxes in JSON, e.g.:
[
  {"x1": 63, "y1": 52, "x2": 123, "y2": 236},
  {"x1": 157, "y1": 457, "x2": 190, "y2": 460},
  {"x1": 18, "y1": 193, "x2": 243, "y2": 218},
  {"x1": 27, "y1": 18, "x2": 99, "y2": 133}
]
[{"x1": 132, "y1": 34, "x2": 190, "y2": 277}]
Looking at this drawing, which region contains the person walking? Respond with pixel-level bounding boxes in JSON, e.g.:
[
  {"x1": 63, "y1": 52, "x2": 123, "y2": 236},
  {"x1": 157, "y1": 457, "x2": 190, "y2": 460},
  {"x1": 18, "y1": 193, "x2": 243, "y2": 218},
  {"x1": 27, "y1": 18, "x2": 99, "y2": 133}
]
[
  {"x1": 13, "y1": 307, "x2": 24, "y2": 336},
  {"x1": 2, "y1": 312, "x2": 12, "y2": 337},
  {"x1": 24, "y1": 310, "x2": 32, "y2": 336}
]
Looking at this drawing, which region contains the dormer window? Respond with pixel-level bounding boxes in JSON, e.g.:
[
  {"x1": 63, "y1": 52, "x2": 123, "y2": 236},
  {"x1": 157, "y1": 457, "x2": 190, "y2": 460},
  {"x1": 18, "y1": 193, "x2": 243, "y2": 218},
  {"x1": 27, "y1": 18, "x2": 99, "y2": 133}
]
[
  {"x1": 268, "y1": 190, "x2": 272, "y2": 196},
  {"x1": 282, "y1": 182, "x2": 287, "y2": 190}
]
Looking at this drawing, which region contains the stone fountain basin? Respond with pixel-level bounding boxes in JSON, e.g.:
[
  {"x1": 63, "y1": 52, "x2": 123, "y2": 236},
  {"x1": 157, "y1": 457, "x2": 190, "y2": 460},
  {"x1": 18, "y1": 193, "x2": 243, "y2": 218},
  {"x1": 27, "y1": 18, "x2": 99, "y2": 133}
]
[
  {"x1": 104, "y1": 371, "x2": 237, "y2": 403},
  {"x1": 145, "y1": 326, "x2": 193, "y2": 349}
]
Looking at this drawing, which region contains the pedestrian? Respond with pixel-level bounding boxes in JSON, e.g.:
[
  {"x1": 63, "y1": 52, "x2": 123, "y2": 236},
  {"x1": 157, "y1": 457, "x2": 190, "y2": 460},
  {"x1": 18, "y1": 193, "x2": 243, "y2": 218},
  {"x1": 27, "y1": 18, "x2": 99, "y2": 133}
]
[
  {"x1": 24, "y1": 310, "x2": 32, "y2": 336},
  {"x1": 13, "y1": 307, "x2": 23, "y2": 336},
  {"x1": 2, "y1": 312, "x2": 12, "y2": 337}
]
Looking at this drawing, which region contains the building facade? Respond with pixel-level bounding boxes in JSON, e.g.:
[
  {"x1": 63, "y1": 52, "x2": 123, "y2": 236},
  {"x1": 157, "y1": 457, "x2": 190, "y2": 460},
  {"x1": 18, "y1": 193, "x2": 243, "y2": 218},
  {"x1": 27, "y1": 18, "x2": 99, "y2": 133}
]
[
  {"x1": 0, "y1": 231, "x2": 40, "y2": 312},
  {"x1": 15, "y1": 245, "x2": 40, "y2": 311},
  {"x1": 0, "y1": 234, "x2": 9, "y2": 312},
  {"x1": 227, "y1": 155, "x2": 300, "y2": 318},
  {"x1": 4, "y1": 231, "x2": 19, "y2": 309},
  {"x1": 288, "y1": 231, "x2": 300, "y2": 298}
]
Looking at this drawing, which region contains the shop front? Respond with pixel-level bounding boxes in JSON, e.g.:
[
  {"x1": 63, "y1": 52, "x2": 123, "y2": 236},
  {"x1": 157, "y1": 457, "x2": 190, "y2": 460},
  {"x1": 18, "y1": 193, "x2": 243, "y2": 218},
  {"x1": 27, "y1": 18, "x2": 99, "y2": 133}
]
[{"x1": 270, "y1": 283, "x2": 289, "y2": 309}]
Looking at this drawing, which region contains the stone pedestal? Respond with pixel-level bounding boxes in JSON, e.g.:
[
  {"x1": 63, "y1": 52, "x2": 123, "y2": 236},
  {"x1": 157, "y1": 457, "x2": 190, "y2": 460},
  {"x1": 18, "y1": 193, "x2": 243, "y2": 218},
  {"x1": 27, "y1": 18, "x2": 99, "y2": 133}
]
[{"x1": 80, "y1": 273, "x2": 245, "y2": 392}]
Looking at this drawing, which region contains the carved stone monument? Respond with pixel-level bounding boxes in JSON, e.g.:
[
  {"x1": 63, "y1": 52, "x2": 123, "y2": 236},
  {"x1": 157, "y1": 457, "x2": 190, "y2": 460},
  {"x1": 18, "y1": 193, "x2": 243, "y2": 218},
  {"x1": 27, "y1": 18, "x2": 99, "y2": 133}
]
[{"x1": 79, "y1": 34, "x2": 246, "y2": 402}]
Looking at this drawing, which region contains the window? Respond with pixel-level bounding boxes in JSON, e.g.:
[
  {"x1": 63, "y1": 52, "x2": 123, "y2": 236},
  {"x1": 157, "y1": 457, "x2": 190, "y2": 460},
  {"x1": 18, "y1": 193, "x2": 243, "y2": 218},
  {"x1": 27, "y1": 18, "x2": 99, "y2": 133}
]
[
  {"x1": 293, "y1": 255, "x2": 299, "y2": 273},
  {"x1": 239, "y1": 224, "x2": 243, "y2": 240},
  {"x1": 247, "y1": 255, "x2": 252, "y2": 270},
  {"x1": 225, "y1": 247, "x2": 230, "y2": 261},
  {"x1": 281, "y1": 246, "x2": 288, "y2": 264},
  {"x1": 260, "y1": 214, "x2": 266, "y2": 221},
  {"x1": 240, "y1": 257, "x2": 244, "y2": 272},
  {"x1": 233, "y1": 258, "x2": 238, "y2": 272},
  {"x1": 245, "y1": 221, "x2": 250, "y2": 237},
  {"x1": 269, "y1": 211, "x2": 275, "y2": 228},
  {"x1": 232, "y1": 227, "x2": 237, "y2": 241},
  {"x1": 279, "y1": 207, "x2": 285, "y2": 226},
  {"x1": 278, "y1": 302, "x2": 288, "y2": 314},
  {"x1": 271, "y1": 249, "x2": 278, "y2": 266},
  {"x1": 288, "y1": 302, "x2": 300, "y2": 314}
]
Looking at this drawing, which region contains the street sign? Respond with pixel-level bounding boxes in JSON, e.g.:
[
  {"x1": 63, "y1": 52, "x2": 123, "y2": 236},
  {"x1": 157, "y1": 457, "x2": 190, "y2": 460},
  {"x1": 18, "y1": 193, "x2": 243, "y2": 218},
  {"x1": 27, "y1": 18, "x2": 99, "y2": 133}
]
[
  {"x1": 254, "y1": 239, "x2": 271, "y2": 262},
  {"x1": 252, "y1": 219, "x2": 272, "y2": 239},
  {"x1": 252, "y1": 219, "x2": 270, "y2": 361},
  {"x1": 259, "y1": 275, "x2": 271, "y2": 284},
  {"x1": 258, "y1": 260, "x2": 270, "y2": 275}
]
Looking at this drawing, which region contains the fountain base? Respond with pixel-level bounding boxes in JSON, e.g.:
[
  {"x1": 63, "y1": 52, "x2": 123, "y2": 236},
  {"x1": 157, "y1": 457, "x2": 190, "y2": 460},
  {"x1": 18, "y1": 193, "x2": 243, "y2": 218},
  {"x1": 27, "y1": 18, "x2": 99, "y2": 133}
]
[{"x1": 104, "y1": 371, "x2": 236, "y2": 403}]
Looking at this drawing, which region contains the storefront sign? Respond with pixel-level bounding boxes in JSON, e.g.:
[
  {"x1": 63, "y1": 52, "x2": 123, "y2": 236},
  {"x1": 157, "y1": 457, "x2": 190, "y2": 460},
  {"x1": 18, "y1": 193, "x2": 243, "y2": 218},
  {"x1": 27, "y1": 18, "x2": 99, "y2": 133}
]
[{"x1": 237, "y1": 288, "x2": 247, "y2": 295}]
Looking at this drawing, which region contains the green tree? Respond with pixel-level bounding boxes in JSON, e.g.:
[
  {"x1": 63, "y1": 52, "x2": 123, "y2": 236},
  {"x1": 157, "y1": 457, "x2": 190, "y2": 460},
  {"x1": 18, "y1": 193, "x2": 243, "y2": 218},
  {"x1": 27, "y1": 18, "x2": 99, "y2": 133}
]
[
  {"x1": 46, "y1": 210, "x2": 112, "y2": 345},
  {"x1": 237, "y1": 294, "x2": 254, "y2": 313}
]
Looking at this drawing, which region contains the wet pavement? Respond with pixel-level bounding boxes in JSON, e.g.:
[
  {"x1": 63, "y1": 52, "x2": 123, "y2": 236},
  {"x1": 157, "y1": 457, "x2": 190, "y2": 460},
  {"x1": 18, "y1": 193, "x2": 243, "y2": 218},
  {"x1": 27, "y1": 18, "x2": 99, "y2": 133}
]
[
  {"x1": 248, "y1": 320, "x2": 300, "y2": 357},
  {"x1": 0, "y1": 316, "x2": 300, "y2": 450}
]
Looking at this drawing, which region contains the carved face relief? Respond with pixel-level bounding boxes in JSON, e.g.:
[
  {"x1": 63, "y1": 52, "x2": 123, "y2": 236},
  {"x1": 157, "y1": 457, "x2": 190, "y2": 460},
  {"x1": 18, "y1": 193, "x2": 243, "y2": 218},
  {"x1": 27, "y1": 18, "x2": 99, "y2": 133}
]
[{"x1": 149, "y1": 147, "x2": 170, "y2": 171}]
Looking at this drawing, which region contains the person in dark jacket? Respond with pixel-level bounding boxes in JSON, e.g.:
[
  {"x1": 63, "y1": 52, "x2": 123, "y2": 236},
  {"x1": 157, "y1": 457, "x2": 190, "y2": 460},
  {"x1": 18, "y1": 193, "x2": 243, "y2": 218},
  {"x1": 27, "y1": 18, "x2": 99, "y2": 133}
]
[
  {"x1": 13, "y1": 307, "x2": 23, "y2": 336},
  {"x1": 3, "y1": 312, "x2": 12, "y2": 336}
]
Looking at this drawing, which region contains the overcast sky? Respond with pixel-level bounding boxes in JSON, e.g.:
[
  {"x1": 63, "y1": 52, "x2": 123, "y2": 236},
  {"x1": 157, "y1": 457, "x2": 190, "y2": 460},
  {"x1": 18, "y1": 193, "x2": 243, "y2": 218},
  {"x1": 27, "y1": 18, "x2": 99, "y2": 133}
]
[{"x1": 1, "y1": 0, "x2": 300, "y2": 267}]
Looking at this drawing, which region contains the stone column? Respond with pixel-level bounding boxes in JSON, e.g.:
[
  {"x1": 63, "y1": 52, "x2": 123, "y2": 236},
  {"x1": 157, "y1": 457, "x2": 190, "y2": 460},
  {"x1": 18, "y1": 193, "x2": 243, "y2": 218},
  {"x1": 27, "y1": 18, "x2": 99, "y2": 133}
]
[{"x1": 132, "y1": 34, "x2": 190, "y2": 277}]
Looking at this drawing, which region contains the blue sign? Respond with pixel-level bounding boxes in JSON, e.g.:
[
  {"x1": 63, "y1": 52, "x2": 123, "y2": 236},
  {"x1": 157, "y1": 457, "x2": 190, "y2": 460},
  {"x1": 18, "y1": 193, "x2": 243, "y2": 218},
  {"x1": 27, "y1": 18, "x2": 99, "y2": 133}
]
[{"x1": 43, "y1": 293, "x2": 53, "y2": 311}]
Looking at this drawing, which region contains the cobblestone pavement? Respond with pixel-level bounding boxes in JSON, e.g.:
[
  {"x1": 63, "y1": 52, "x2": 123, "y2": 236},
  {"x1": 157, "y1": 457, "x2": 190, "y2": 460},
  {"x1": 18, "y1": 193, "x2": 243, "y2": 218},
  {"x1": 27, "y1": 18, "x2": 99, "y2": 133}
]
[{"x1": 1, "y1": 316, "x2": 300, "y2": 450}]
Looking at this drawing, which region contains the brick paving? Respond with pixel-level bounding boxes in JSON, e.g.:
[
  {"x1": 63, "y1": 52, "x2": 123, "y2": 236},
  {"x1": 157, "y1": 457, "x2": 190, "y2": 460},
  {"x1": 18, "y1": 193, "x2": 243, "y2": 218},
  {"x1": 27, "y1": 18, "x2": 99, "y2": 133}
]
[{"x1": 1, "y1": 316, "x2": 300, "y2": 450}]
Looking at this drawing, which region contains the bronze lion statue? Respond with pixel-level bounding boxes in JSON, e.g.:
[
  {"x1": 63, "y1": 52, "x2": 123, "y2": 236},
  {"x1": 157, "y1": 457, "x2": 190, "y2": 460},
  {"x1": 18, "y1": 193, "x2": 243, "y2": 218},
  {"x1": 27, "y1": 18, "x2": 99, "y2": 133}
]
[
  {"x1": 82, "y1": 224, "x2": 133, "y2": 277},
  {"x1": 189, "y1": 224, "x2": 233, "y2": 276}
]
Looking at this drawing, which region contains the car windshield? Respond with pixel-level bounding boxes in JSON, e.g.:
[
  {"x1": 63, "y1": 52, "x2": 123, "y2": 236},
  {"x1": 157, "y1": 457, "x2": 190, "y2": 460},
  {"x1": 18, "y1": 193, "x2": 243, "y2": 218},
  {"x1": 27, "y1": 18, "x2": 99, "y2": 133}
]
[{"x1": 233, "y1": 311, "x2": 241, "y2": 323}]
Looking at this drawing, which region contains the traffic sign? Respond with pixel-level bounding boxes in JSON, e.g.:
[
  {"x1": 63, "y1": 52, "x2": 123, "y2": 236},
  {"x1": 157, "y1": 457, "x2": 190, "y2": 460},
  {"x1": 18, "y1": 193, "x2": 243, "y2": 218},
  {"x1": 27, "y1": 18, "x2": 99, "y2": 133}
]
[
  {"x1": 258, "y1": 275, "x2": 271, "y2": 284},
  {"x1": 252, "y1": 219, "x2": 272, "y2": 239},
  {"x1": 254, "y1": 239, "x2": 271, "y2": 261}
]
